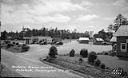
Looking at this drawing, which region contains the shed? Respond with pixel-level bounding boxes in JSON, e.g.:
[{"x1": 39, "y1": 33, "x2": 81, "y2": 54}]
[
  {"x1": 93, "y1": 38, "x2": 104, "y2": 45},
  {"x1": 78, "y1": 37, "x2": 89, "y2": 44}
]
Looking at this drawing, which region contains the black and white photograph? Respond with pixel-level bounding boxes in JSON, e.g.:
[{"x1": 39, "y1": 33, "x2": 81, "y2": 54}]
[{"x1": 0, "y1": 0, "x2": 128, "y2": 78}]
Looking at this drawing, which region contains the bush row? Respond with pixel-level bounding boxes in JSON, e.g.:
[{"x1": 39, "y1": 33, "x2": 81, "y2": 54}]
[
  {"x1": 48, "y1": 46, "x2": 106, "y2": 69},
  {"x1": 68, "y1": 49, "x2": 107, "y2": 69},
  {"x1": 69, "y1": 49, "x2": 88, "y2": 58},
  {"x1": 2, "y1": 40, "x2": 30, "y2": 52}
]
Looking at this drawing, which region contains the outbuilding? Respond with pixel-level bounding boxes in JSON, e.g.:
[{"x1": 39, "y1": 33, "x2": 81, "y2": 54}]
[
  {"x1": 78, "y1": 37, "x2": 89, "y2": 44},
  {"x1": 114, "y1": 25, "x2": 128, "y2": 57},
  {"x1": 93, "y1": 38, "x2": 104, "y2": 45}
]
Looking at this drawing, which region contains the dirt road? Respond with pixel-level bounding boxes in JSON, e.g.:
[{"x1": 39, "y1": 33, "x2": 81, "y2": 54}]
[{"x1": 1, "y1": 49, "x2": 83, "y2": 78}]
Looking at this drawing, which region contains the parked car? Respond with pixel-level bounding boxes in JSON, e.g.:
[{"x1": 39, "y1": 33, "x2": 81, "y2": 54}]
[
  {"x1": 51, "y1": 41, "x2": 57, "y2": 45},
  {"x1": 40, "y1": 41, "x2": 47, "y2": 45},
  {"x1": 38, "y1": 40, "x2": 43, "y2": 44},
  {"x1": 55, "y1": 41, "x2": 63, "y2": 45},
  {"x1": 31, "y1": 41, "x2": 38, "y2": 44}
]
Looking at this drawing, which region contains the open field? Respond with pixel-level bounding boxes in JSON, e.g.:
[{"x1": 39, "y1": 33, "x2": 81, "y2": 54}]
[
  {"x1": 57, "y1": 40, "x2": 112, "y2": 54},
  {"x1": 6, "y1": 39, "x2": 112, "y2": 54},
  {"x1": 2, "y1": 39, "x2": 128, "y2": 77}
]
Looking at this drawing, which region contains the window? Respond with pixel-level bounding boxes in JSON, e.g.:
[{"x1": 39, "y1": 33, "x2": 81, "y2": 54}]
[
  {"x1": 121, "y1": 43, "x2": 127, "y2": 52},
  {"x1": 127, "y1": 39, "x2": 128, "y2": 43}
]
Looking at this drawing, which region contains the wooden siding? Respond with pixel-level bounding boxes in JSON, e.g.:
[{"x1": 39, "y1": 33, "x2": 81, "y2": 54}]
[{"x1": 117, "y1": 36, "x2": 128, "y2": 57}]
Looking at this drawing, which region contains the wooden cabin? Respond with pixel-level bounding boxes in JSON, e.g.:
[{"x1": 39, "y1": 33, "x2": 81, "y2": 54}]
[{"x1": 114, "y1": 25, "x2": 128, "y2": 57}]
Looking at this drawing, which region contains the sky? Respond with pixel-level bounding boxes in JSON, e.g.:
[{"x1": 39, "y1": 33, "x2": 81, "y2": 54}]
[{"x1": 1, "y1": 0, "x2": 128, "y2": 33}]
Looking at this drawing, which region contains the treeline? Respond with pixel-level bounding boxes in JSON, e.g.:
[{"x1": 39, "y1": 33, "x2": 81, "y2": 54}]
[
  {"x1": 1, "y1": 14, "x2": 127, "y2": 41},
  {"x1": 1, "y1": 27, "x2": 90, "y2": 40}
]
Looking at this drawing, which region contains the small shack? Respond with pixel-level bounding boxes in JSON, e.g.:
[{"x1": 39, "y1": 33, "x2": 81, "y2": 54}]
[
  {"x1": 78, "y1": 37, "x2": 89, "y2": 44},
  {"x1": 93, "y1": 38, "x2": 104, "y2": 45}
]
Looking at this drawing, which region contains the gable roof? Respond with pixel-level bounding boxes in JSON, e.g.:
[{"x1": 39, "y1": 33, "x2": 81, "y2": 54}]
[
  {"x1": 115, "y1": 25, "x2": 128, "y2": 36},
  {"x1": 110, "y1": 36, "x2": 117, "y2": 42},
  {"x1": 95, "y1": 38, "x2": 104, "y2": 41},
  {"x1": 79, "y1": 37, "x2": 89, "y2": 41},
  {"x1": 110, "y1": 33, "x2": 117, "y2": 42}
]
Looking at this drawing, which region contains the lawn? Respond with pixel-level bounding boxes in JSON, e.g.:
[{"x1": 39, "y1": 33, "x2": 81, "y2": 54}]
[
  {"x1": 41, "y1": 55, "x2": 124, "y2": 78},
  {"x1": 57, "y1": 40, "x2": 112, "y2": 54},
  {"x1": 98, "y1": 55, "x2": 128, "y2": 72},
  {"x1": 59, "y1": 54, "x2": 128, "y2": 72}
]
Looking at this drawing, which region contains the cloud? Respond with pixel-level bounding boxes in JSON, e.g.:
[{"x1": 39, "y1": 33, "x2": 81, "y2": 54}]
[
  {"x1": 33, "y1": 14, "x2": 71, "y2": 23},
  {"x1": 103, "y1": 17, "x2": 114, "y2": 21},
  {"x1": 1, "y1": 0, "x2": 84, "y2": 24},
  {"x1": 88, "y1": 25, "x2": 94, "y2": 28},
  {"x1": 28, "y1": 0, "x2": 84, "y2": 16},
  {"x1": 77, "y1": 14, "x2": 98, "y2": 21},
  {"x1": 2, "y1": 0, "x2": 37, "y2": 7},
  {"x1": 70, "y1": 0, "x2": 93, "y2": 6},
  {"x1": 113, "y1": 0, "x2": 128, "y2": 7},
  {"x1": 1, "y1": 4, "x2": 35, "y2": 24}
]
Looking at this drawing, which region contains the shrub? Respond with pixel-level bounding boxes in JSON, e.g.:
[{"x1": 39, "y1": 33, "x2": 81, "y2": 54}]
[
  {"x1": 104, "y1": 52, "x2": 108, "y2": 55},
  {"x1": 12, "y1": 42, "x2": 15, "y2": 45},
  {"x1": 6, "y1": 43, "x2": 14, "y2": 48},
  {"x1": 100, "y1": 63, "x2": 105, "y2": 69},
  {"x1": 16, "y1": 42, "x2": 19, "y2": 45},
  {"x1": 80, "y1": 49, "x2": 88, "y2": 58},
  {"x1": 21, "y1": 44, "x2": 30, "y2": 52},
  {"x1": 44, "y1": 56, "x2": 53, "y2": 62},
  {"x1": 0, "y1": 63, "x2": 4, "y2": 72},
  {"x1": 1, "y1": 42, "x2": 4, "y2": 48},
  {"x1": 48, "y1": 46, "x2": 58, "y2": 58},
  {"x1": 94, "y1": 59, "x2": 101, "y2": 66},
  {"x1": 69, "y1": 49, "x2": 75, "y2": 57},
  {"x1": 121, "y1": 72, "x2": 128, "y2": 77},
  {"x1": 4, "y1": 40, "x2": 10, "y2": 44},
  {"x1": 79, "y1": 57, "x2": 83, "y2": 63},
  {"x1": 111, "y1": 52, "x2": 116, "y2": 56},
  {"x1": 88, "y1": 51, "x2": 97, "y2": 64}
]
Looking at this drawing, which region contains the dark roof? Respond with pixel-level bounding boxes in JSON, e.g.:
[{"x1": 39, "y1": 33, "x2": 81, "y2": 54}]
[{"x1": 115, "y1": 25, "x2": 128, "y2": 36}]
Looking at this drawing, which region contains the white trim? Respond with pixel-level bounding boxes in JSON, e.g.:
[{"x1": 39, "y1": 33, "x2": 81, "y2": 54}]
[{"x1": 120, "y1": 43, "x2": 127, "y2": 52}]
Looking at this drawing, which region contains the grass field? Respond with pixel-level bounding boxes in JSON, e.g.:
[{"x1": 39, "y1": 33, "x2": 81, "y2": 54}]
[
  {"x1": 58, "y1": 55, "x2": 128, "y2": 73},
  {"x1": 57, "y1": 40, "x2": 112, "y2": 54},
  {"x1": 98, "y1": 55, "x2": 128, "y2": 72}
]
